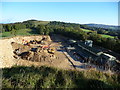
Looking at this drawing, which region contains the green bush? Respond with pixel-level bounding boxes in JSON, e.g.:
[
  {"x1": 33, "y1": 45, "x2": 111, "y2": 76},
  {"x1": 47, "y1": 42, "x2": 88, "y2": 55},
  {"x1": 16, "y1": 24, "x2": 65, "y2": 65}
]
[{"x1": 2, "y1": 66, "x2": 120, "y2": 88}]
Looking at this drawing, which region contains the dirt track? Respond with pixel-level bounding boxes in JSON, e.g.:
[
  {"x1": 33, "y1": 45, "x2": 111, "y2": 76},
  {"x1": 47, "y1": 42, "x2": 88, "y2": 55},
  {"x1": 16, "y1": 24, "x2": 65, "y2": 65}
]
[{"x1": 0, "y1": 38, "x2": 15, "y2": 68}]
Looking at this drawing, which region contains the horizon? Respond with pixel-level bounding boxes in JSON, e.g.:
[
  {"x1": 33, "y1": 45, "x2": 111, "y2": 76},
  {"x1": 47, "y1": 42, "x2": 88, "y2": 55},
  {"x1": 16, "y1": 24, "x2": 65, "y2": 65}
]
[
  {"x1": 1, "y1": 2, "x2": 118, "y2": 26},
  {"x1": 0, "y1": 19, "x2": 119, "y2": 26}
]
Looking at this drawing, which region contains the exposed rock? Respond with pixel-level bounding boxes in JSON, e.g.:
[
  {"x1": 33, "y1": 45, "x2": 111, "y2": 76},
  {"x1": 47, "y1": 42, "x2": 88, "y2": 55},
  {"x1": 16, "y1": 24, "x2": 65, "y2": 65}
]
[{"x1": 0, "y1": 35, "x2": 51, "y2": 68}]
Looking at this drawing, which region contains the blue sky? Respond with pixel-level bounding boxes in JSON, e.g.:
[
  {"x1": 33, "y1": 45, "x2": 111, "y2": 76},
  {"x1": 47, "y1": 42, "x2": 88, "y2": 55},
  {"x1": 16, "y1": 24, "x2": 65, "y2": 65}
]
[{"x1": 1, "y1": 2, "x2": 118, "y2": 25}]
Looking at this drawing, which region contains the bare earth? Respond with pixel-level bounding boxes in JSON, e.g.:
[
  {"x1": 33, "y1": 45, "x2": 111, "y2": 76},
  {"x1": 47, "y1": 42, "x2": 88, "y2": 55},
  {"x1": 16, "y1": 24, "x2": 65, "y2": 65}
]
[{"x1": 0, "y1": 35, "x2": 76, "y2": 70}]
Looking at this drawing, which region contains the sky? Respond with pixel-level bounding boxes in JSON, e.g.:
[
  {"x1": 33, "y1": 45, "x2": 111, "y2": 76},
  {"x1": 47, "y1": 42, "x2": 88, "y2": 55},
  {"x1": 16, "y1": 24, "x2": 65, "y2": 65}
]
[
  {"x1": 1, "y1": 0, "x2": 119, "y2": 2},
  {"x1": 0, "y1": 2, "x2": 119, "y2": 26}
]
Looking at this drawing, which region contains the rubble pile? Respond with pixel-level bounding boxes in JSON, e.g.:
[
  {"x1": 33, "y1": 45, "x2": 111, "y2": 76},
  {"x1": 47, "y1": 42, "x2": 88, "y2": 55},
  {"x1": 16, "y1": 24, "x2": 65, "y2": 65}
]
[
  {"x1": 0, "y1": 35, "x2": 53, "y2": 68},
  {"x1": 12, "y1": 36, "x2": 56, "y2": 63}
]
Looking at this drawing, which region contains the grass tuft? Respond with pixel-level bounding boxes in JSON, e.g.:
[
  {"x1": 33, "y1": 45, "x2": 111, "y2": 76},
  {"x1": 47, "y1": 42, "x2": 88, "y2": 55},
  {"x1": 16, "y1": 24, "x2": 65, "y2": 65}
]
[{"x1": 2, "y1": 65, "x2": 120, "y2": 88}]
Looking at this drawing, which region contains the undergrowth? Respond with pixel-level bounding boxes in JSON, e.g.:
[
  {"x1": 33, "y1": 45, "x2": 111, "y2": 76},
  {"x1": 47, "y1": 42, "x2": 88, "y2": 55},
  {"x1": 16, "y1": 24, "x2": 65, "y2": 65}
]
[{"x1": 2, "y1": 65, "x2": 120, "y2": 88}]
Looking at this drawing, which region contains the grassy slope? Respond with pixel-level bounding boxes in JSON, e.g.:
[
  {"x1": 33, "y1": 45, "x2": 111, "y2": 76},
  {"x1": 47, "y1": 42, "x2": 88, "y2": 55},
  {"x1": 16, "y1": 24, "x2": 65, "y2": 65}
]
[
  {"x1": 1, "y1": 26, "x2": 114, "y2": 39},
  {"x1": 81, "y1": 28, "x2": 114, "y2": 38},
  {"x1": 34, "y1": 21, "x2": 50, "y2": 25},
  {"x1": 100, "y1": 34, "x2": 114, "y2": 38},
  {"x1": 0, "y1": 29, "x2": 39, "y2": 38},
  {"x1": 2, "y1": 66, "x2": 120, "y2": 88},
  {"x1": 81, "y1": 29, "x2": 93, "y2": 32},
  {"x1": 27, "y1": 21, "x2": 50, "y2": 27},
  {"x1": 0, "y1": 21, "x2": 49, "y2": 38}
]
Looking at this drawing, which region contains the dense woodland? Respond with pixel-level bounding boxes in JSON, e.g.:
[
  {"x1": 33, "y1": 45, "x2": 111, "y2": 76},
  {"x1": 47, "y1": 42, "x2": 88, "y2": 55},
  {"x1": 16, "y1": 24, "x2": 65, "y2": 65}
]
[{"x1": 1, "y1": 20, "x2": 120, "y2": 54}]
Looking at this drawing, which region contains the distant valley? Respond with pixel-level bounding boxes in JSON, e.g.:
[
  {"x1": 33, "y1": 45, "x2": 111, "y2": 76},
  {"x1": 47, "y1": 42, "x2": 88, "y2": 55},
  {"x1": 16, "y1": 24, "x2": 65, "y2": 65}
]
[{"x1": 85, "y1": 24, "x2": 120, "y2": 31}]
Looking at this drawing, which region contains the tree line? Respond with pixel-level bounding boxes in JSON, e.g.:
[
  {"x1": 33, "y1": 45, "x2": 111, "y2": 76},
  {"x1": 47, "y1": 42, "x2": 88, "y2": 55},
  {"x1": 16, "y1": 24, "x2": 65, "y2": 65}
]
[
  {"x1": 1, "y1": 23, "x2": 26, "y2": 33},
  {"x1": 1, "y1": 20, "x2": 120, "y2": 54},
  {"x1": 35, "y1": 22, "x2": 120, "y2": 54}
]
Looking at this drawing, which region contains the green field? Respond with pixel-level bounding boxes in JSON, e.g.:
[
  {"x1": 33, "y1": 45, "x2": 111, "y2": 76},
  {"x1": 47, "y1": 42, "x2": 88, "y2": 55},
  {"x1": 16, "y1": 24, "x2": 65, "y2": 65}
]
[
  {"x1": 0, "y1": 32, "x2": 14, "y2": 37},
  {"x1": 81, "y1": 28, "x2": 93, "y2": 32},
  {"x1": 2, "y1": 66, "x2": 120, "y2": 88},
  {"x1": 100, "y1": 34, "x2": 114, "y2": 38},
  {"x1": 25, "y1": 21, "x2": 50, "y2": 27},
  {"x1": 0, "y1": 29, "x2": 39, "y2": 38},
  {"x1": 81, "y1": 28, "x2": 114, "y2": 38},
  {"x1": 0, "y1": 28, "x2": 115, "y2": 39}
]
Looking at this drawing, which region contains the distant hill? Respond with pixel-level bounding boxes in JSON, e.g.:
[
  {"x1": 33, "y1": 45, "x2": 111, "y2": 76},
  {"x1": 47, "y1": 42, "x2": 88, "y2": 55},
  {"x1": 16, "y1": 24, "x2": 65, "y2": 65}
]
[
  {"x1": 23, "y1": 20, "x2": 50, "y2": 27},
  {"x1": 85, "y1": 24, "x2": 120, "y2": 30}
]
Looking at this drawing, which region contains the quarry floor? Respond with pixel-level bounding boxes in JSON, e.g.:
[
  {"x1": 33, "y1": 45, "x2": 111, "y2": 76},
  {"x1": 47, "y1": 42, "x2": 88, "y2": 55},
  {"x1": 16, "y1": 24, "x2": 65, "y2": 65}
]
[
  {"x1": 0, "y1": 35, "x2": 116, "y2": 76},
  {"x1": 0, "y1": 35, "x2": 85, "y2": 71}
]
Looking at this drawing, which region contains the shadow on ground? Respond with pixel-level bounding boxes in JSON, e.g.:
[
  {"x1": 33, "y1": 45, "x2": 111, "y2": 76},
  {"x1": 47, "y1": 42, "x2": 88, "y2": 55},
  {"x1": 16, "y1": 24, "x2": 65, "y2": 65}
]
[{"x1": 2, "y1": 66, "x2": 116, "y2": 88}]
